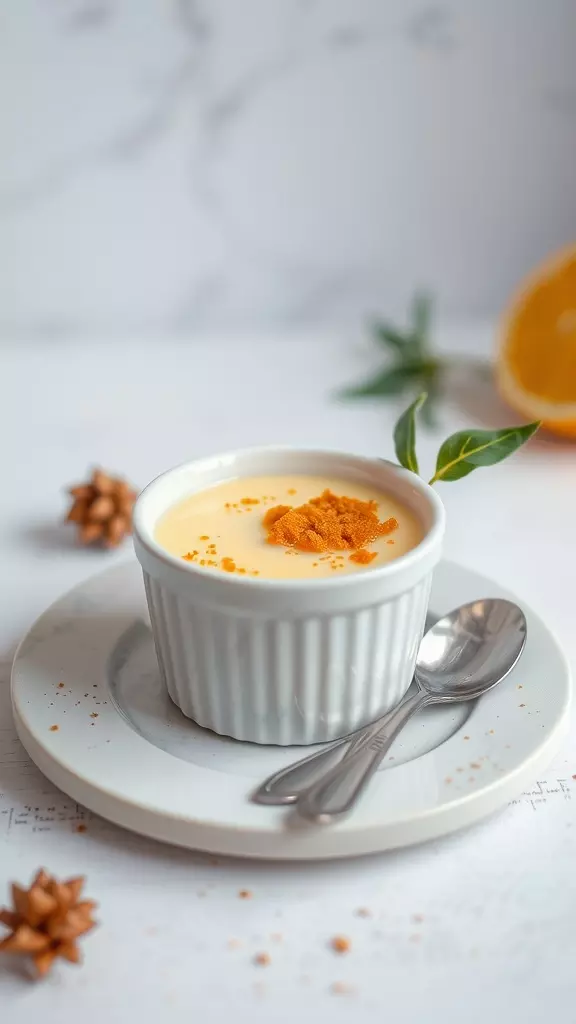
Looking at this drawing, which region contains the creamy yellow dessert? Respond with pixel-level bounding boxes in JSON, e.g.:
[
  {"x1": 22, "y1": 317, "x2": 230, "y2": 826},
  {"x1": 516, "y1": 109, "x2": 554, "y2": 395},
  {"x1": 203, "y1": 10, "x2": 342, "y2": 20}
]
[{"x1": 155, "y1": 474, "x2": 423, "y2": 580}]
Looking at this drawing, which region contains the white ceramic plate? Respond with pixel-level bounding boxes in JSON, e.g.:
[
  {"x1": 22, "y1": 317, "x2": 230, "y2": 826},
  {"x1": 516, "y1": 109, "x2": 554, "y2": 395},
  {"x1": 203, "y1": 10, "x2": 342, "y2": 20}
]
[{"x1": 11, "y1": 560, "x2": 570, "y2": 860}]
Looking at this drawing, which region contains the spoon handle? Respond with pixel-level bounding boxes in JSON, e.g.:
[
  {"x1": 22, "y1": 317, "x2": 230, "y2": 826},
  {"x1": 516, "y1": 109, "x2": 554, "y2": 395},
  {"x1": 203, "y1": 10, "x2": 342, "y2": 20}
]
[
  {"x1": 252, "y1": 710, "x2": 399, "y2": 805},
  {"x1": 297, "y1": 689, "x2": 430, "y2": 823}
]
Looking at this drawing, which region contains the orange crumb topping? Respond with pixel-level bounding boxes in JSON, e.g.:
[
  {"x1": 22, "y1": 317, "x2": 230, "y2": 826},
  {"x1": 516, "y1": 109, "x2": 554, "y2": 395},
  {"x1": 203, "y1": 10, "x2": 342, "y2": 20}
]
[
  {"x1": 240, "y1": 497, "x2": 260, "y2": 505},
  {"x1": 221, "y1": 557, "x2": 236, "y2": 573},
  {"x1": 349, "y1": 549, "x2": 378, "y2": 565},
  {"x1": 263, "y1": 504, "x2": 292, "y2": 528},
  {"x1": 200, "y1": 534, "x2": 209, "y2": 540},
  {"x1": 264, "y1": 490, "x2": 398, "y2": 555}
]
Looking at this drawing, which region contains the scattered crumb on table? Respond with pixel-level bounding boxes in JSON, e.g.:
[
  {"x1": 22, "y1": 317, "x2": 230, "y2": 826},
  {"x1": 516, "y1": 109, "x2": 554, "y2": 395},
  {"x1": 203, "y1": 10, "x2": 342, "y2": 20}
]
[
  {"x1": 254, "y1": 952, "x2": 270, "y2": 967},
  {"x1": 49, "y1": 724, "x2": 59, "y2": 731},
  {"x1": 330, "y1": 935, "x2": 351, "y2": 954},
  {"x1": 331, "y1": 981, "x2": 355, "y2": 996},
  {"x1": 238, "y1": 889, "x2": 252, "y2": 899}
]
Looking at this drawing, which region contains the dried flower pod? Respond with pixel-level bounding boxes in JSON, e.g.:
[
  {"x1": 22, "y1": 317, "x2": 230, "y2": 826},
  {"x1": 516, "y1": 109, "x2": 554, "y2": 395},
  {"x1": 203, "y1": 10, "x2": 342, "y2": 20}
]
[
  {"x1": 65, "y1": 468, "x2": 137, "y2": 547},
  {"x1": 0, "y1": 869, "x2": 97, "y2": 978}
]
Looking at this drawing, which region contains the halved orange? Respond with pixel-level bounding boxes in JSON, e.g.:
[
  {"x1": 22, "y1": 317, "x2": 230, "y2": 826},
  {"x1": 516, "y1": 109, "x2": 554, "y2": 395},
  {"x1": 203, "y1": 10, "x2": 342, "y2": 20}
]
[{"x1": 497, "y1": 245, "x2": 576, "y2": 438}]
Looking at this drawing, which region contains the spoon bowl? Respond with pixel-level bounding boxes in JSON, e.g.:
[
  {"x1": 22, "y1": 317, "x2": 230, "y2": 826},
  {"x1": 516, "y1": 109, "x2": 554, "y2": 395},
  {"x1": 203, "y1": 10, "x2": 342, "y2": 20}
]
[{"x1": 416, "y1": 598, "x2": 527, "y2": 700}]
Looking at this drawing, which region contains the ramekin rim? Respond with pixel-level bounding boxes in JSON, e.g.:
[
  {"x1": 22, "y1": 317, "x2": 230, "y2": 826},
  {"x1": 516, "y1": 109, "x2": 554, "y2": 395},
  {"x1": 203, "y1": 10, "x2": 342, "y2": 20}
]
[{"x1": 132, "y1": 445, "x2": 445, "y2": 591}]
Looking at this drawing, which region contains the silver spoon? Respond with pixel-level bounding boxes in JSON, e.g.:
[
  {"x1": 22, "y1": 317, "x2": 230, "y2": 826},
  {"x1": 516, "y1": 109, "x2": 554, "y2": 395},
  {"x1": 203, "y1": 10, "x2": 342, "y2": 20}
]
[
  {"x1": 297, "y1": 598, "x2": 527, "y2": 823},
  {"x1": 253, "y1": 598, "x2": 526, "y2": 812}
]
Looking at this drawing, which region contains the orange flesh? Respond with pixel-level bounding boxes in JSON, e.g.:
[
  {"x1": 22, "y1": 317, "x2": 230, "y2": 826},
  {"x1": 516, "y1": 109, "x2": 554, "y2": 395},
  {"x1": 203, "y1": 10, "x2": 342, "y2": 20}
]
[{"x1": 505, "y1": 253, "x2": 576, "y2": 402}]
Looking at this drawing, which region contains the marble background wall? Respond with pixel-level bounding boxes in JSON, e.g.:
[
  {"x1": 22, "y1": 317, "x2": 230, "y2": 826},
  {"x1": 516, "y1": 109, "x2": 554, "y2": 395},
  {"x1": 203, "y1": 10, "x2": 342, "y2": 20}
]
[{"x1": 1, "y1": 0, "x2": 576, "y2": 338}]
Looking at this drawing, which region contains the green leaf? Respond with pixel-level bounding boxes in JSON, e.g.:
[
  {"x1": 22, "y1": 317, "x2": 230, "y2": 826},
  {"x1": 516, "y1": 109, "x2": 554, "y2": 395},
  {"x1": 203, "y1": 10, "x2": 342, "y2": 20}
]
[
  {"x1": 393, "y1": 393, "x2": 427, "y2": 474},
  {"x1": 429, "y1": 421, "x2": 541, "y2": 484},
  {"x1": 373, "y1": 321, "x2": 409, "y2": 353},
  {"x1": 338, "y1": 363, "x2": 423, "y2": 400}
]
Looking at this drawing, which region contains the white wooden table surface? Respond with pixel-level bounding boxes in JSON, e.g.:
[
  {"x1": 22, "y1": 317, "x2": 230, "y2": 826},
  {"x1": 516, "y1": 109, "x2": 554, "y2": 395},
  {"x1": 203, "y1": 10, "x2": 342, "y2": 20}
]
[{"x1": 1, "y1": 330, "x2": 575, "y2": 1023}]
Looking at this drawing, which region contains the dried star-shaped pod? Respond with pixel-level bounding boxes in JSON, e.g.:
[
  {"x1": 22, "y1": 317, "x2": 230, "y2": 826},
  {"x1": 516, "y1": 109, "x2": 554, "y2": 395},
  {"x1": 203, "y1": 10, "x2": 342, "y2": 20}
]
[{"x1": 0, "y1": 869, "x2": 97, "y2": 978}]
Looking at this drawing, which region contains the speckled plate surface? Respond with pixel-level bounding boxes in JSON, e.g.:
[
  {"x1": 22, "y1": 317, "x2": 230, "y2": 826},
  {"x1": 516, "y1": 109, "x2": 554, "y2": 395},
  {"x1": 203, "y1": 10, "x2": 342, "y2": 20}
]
[{"x1": 11, "y1": 559, "x2": 570, "y2": 859}]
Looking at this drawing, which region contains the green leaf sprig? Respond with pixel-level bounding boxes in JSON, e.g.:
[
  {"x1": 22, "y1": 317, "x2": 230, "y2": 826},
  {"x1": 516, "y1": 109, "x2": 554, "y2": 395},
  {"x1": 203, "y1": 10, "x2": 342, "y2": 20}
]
[
  {"x1": 339, "y1": 292, "x2": 491, "y2": 427},
  {"x1": 340, "y1": 293, "x2": 441, "y2": 425},
  {"x1": 394, "y1": 393, "x2": 541, "y2": 484}
]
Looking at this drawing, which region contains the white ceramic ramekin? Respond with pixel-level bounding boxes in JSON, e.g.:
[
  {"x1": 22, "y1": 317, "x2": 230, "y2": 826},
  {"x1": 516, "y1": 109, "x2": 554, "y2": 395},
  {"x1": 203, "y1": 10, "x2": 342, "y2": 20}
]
[{"x1": 133, "y1": 447, "x2": 445, "y2": 746}]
